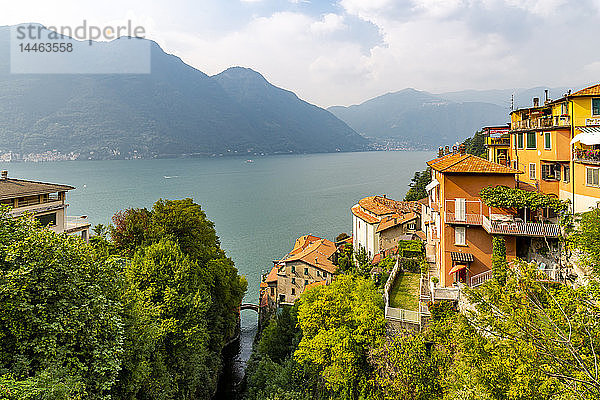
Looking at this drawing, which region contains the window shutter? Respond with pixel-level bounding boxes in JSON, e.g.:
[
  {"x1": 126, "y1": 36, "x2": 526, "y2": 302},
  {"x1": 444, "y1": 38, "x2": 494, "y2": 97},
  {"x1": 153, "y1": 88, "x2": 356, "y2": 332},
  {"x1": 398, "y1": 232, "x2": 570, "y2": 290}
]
[
  {"x1": 588, "y1": 168, "x2": 594, "y2": 186},
  {"x1": 455, "y1": 198, "x2": 466, "y2": 221}
]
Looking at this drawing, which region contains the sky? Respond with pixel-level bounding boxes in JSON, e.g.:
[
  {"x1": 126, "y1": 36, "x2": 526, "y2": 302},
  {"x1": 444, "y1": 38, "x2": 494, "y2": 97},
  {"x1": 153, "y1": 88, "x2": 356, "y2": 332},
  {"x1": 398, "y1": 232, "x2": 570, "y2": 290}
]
[{"x1": 2, "y1": 0, "x2": 600, "y2": 107}]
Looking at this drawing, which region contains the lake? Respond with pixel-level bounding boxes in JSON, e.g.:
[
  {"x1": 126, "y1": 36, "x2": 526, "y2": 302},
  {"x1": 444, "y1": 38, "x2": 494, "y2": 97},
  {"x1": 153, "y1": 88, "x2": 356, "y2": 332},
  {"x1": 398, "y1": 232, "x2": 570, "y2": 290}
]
[{"x1": 3, "y1": 150, "x2": 434, "y2": 394}]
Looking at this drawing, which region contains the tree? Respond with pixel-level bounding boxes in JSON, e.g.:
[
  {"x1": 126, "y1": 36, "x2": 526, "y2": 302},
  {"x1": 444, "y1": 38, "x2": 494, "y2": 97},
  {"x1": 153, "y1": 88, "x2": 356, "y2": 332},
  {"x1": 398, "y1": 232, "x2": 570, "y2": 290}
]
[
  {"x1": 110, "y1": 207, "x2": 152, "y2": 256},
  {"x1": 462, "y1": 130, "x2": 487, "y2": 158},
  {"x1": 116, "y1": 240, "x2": 217, "y2": 399},
  {"x1": 0, "y1": 207, "x2": 123, "y2": 398},
  {"x1": 405, "y1": 167, "x2": 432, "y2": 202},
  {"x1": 570, "y1": 208, "x2": 600, "y2": 274},
  {"x1": 371, "y1": 334, "x2": 444, "y2": 400},
  {"x1": 295, "y1": 275, "x2": 386, "y2": 399}
]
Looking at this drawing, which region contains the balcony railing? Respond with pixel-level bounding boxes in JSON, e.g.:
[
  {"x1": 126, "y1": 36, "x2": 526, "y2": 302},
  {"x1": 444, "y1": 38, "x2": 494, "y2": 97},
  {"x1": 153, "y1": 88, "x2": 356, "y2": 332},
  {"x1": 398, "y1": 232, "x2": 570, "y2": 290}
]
[
  {"x1": 486, "y1": 137, "x2": 510, "y2": 146},
  {"x1": 482, "y1": 215, "x2": 560, "y2": 237},
  {"x1": 511, "y1": 115, "x2": 571, "y2": 130},
  {"x1": 470, "y1": 270, "x2": 493, "y2": 287},
  {"x1": 573, "y1": 148, "x2": 600, "y2": 163},
  {"x1": 445, "y1": 212, "x2": 483, "y2": 225}
]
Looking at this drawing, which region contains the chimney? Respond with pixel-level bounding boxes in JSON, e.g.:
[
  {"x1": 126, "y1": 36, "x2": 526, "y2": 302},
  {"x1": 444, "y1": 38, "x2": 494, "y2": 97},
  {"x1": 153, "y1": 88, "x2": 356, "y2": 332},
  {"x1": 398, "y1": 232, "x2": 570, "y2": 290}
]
[
  {"x1": 444, "y1": 145, "x2": 450, "y2": 155},
  {"x1": 0, "y1": 170, "x2": 7, "y2": 180},
  {"x1": 438, "y1": 147, "x2": 444, "y2": 157},
  {"x1": 458, "y1": 144, "x2": 466, "y2": 155},
  {"x1": 452, "y1": 145, "x2": 458, "y2": 153},
  {"x1": 545, "y1": 89, "x2": 549, "y2": 101},
  {"x1": 533, "y1": 97, "x2": 539, "y2": 107}
]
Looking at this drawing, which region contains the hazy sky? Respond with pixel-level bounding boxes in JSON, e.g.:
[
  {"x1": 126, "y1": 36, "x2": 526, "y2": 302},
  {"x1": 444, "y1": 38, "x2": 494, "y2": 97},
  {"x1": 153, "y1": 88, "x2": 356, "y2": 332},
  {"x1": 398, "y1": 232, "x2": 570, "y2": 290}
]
[{"x1": 3, "y1": 0, "x2": 599, "y2": 107}]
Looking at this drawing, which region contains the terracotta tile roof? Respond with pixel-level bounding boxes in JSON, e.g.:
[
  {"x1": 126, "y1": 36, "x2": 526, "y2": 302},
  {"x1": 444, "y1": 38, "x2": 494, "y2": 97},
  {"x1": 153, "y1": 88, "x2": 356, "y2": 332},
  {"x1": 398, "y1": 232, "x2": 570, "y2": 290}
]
[
  {"x1": 571, "y1": 84, "x2": 600, "y2": 97},
  {"x1": 0, "y1": 178, "x2": 74, "y2": 200},
  {"x1": 351, "y1": 204, "x2": 380, "y2": 224},
  {"x1": 358, "y1": 196, "x2": 419, "y2": 216},
  {"x1": 260, "y1": 281, "x2": 268, "y2": 288},
  {"x1": 427, "y1": 153, "x2": 521, "y2": 174},
  {"x1": 376, "y1": 212, "x2": 418, "y2": 233},
  {"x1": 265, "y1": 266, "x2": 278, "y2": 283},
  {"x1": 304, "y1": 280, "x2": 326, "y2": 291},
  {"x1": 280, "y1": 235, "x2": 338, "y2": 274},
  {"x1": 417, "y1": 197, "x2": 428, "y2": 206}
]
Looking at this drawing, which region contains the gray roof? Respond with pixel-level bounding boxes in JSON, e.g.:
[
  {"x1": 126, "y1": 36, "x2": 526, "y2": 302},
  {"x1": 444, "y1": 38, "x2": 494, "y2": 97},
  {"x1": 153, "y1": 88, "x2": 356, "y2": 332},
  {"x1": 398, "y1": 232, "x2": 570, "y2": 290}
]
[{"x1": 0, "y1": 178, "x2": 74, "y2": 200}]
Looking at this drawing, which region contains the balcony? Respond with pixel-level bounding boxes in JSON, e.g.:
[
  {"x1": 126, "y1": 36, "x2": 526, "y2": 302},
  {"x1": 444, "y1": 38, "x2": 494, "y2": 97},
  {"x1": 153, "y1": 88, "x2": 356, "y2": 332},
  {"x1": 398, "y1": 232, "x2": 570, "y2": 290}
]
[
  {"x1": 64, "y1": 216, "x2": 91, "y2": 234},
  {"x1": 482, "y1": 215, "x2": 560, "y2": 237},
  {"x1": 486, "y1": 137, "x2": 510, "y2": 146},
  {"x1": 445, "y1": 212, "x2": 483, "y2": 225},
  {"x1": 511, "y1": 115, "x2": 571, "y2": 131},
  {"x1": 470, "y1": 270, "x2": 493, "y2": 287},
  {"x1": 573, "y1": 148, "x2": 600, "y2": 164}
]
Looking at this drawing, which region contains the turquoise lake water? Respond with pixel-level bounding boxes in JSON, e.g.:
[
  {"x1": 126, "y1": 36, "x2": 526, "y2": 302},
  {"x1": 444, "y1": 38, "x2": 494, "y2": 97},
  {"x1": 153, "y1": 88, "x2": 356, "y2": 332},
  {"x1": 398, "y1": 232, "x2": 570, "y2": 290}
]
[
  {"x1": 5, "y1": 150, "x2": 434, "y2": 306},
  {"x1": 4, "y1": 150, "x2": 434, "y2": 389}
]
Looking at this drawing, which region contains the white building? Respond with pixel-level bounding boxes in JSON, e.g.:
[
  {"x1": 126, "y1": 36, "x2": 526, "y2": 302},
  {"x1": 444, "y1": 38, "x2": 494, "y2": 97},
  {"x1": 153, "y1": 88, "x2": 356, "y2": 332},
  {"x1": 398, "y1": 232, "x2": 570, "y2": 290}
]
[
  {"x1": 0, "y1": 170, "x2": 91, "y2": 241},
  {"x1": 351, "y1": 195, "x2": 421, "y2": 258}
]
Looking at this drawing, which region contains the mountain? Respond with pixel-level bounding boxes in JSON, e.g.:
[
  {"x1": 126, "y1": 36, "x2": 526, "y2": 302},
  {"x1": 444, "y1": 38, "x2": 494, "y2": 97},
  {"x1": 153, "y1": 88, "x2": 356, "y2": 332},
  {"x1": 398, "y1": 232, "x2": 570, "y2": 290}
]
[
  {"x1": 328, "y1": 86, "x2": 572, "y2": 148},
  {"x1": 0, "y1": 25, "x2": 366, "y2": 160}
]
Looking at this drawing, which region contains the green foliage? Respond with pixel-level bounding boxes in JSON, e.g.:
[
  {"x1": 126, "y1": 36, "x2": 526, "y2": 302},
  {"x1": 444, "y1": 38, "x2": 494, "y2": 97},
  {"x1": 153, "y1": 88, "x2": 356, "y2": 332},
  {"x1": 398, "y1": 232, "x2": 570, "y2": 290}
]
[
  {"x1": 295, "y1": 275, "x2": 386, "y2": 399},
  {"x1": 0, "y1": 369, "x2": 85, "y2": 400},
  {"x1": 110, "y1": 208, "x2": 152, "y2": 256},
  {"x1": 462, "y1": 130, "x2": 487, "y2": 158},
  {"x1": 335, "y1": 244, "x2": 371, "y2": 278},
  {"x1": 427, "y1": 300, "x2": 456, "y2": 322},
  {"x1": 479, "y1": 186, "x2": 569, "y2": 213},
  {"x1": 257, "y1": 306, "x2": 302, "y2": 364},
  {"x1": 569, "y1": 209, "x2": 600, "y2": 274},
  {"x1": 371, "y1": 334, "x2": 444, "y2": 400},
  {"x1": 405, "y1": 167, "x2": 432, "y2": 202},
  {"x1": 491, "y1": 236, "x2": 508, "y2": 285},
  {"x1": 398, "y1": 239, "x2": 424, "y2": 259},
  {"x1": 0, "y1": 207, "x2": 123, "y2": 398},
  {"x1": 111, "y1": 199, "x2": 247, "y2": 399}
]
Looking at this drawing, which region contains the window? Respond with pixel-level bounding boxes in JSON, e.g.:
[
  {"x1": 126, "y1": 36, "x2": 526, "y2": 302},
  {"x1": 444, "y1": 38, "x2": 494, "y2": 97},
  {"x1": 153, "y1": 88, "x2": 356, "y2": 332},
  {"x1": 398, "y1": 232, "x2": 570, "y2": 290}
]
[
  {"x1": 323, "y1": 271, "x2": 327, "y2": 278},
  {"x1": 593, "y1": 98, "x2": 600, "y2": 116},
  {"x1": 517, "y1": 132, "x2": 524, "y2": 149},
  {"x1": 291, "y1": 288, "x2": 295, "y2": 295},
  {"x1": 455, "y1": 227, "x2": 466, "y2": 246},
  {"x1": 513, "y1": 161, "x2": 518, "y2": 170},
  {"x1": 526, "y1": 132, "x2": 536, "y2": 149},
  {"x1": 454, "y1": 198, "x2": 466, "y2": 221},
  {"x1": 36, "y1": 212, "x2": 57, "y2": 227},
  {"x1": 304, "y1": 267, "x2": 309, "y2": 275},
  {"x1": 291, "y1": 265, "x2": 296, "y2": 273},
  {"x1": 541, "y1": 164, "x2": 559, "y2": 180},
  {"x1": 291, "y1": 277, "x2": 295, "y2": 284},
  {"x1": 316, "y1": 270, "x2": 320, "y2": 277},
  {"x1": 279, "y1": 294, "x2": 285, "y2": 303},
  {"x1": 529, "y1": 163, "x2": 536, "y2": 180},
  {"x1": 586, "y1": 167, "x2": 600, "y2": 187},
  {"x1": 304, "y1": 280, "x2": 309, "y2": 286},
  {"x1": 408, "y1": 223, "x2": 416, "y2": 230},
  {"x1": 563, "y1": 165, "x2": 570, "y2": 183},
  {"x1": 270, "y1": 287, "x2": 275, "y2": 296},
  {"x1": 544, "y1": 132, "x2": 551, "y2": 149},
  {"x1": 561, "y1": 102, "x2": 569, "y2": 115}
]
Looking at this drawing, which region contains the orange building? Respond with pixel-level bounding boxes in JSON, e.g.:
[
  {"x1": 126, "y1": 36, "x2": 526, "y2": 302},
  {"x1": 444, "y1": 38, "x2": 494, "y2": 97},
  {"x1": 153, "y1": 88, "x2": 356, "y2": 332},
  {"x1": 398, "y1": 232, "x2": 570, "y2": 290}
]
[{"x1": 424, "y1": 146, "x2": 562, "y2": 287}]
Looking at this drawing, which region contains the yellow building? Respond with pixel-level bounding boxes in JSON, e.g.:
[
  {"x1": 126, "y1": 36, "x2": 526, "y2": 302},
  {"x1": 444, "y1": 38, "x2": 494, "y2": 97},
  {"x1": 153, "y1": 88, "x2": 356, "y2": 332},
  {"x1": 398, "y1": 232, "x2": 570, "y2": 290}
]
[
  {"x1": 483, "y1": 125, "x2": 511, "y2": 165},
  {"x1": 506, "y1": 84, "x2": 600, "y2": 213}
]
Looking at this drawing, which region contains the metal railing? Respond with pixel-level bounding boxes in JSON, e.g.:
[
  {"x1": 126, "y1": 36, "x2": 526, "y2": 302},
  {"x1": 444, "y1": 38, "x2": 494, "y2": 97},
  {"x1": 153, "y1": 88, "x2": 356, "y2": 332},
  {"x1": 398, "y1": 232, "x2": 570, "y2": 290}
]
[
  {"x1": 573, "y1": 148, "x2": 600, "y2": 163},
  {"x1": 482, "y1": 215, "x2": 560, "y2": 237},
  {"x1": 445, "y1": 212, "x2": 483, "y2": 225},
  {"x1": 385, "y1": 307, "x2": 420, "y2": 323},
  {"x1": 470, "y1": 270, "x2": 493, "y2": 287},
  {"x1": 511, "y1": 115, "x2": 571, "y2": 130}
]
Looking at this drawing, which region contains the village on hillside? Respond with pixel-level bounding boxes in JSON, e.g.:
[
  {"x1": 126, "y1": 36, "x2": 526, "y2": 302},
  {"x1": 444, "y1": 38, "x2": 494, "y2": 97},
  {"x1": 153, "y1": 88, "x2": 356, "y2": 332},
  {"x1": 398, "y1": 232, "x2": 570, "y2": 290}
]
[{"x1": 258, "y1": 83, "x2": 600, "y2": 331}]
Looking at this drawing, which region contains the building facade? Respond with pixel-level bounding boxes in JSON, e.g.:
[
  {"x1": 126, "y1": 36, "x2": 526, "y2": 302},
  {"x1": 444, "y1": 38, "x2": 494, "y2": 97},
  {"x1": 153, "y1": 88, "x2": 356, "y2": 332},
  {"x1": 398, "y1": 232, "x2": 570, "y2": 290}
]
[
  {"x1": 351, "y1": 196, "x2": 421, "y2": 258},
  {"x1": 0, "y1": 170, "x2": 91, "y2": 241},
  {"x1": 260, "y1": 235, "x2": 337, "y2": 306},
  {"x1": 497, "y1": 84, "x2": 600, "y2": 213},
  {"x1": 424, "y1": 147, "x2": 562, "y2": 288}
]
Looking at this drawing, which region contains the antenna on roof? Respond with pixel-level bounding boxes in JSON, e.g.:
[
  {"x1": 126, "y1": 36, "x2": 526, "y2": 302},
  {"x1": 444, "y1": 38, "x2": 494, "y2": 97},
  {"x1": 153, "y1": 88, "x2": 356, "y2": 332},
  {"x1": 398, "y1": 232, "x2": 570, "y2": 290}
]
[{"x1": 511, "y1": 94, "x2": 514, "y2": 111}]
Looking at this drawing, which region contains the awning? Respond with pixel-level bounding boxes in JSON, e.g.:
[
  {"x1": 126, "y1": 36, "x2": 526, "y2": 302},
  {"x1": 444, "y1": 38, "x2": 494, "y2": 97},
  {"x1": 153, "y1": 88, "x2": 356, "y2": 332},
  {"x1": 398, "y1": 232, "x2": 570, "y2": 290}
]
[
  {"x1": 450, "y1": 252, "x2": 474, "y2": 262},
  {"x1": 571, "y1": 127, "x2": 600, "y2": 145},
  {"x1": 425, "y1": 179, "x2": 439, "y2": 192},
  {"x1": 449, "y1": 264, "x2": 467, "y2": 275}
]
